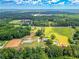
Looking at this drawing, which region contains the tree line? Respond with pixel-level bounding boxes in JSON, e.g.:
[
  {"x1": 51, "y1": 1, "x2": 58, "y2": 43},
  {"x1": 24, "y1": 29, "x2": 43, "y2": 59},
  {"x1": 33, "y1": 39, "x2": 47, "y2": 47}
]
[
  {"x1": 32, "y1": 15, "x2": 79, "y2": 26},
  {"x1": 0, "y1": 25, "x2": 31, "y2": 40},
  {"x1": 0, "y1": 44, "x2": 79, "y2": 59}
]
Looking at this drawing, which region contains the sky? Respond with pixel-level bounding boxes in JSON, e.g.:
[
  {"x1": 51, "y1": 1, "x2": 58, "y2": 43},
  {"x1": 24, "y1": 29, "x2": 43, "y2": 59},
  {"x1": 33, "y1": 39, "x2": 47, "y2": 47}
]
[{"x1": 0, "y1": 0, "x2": 79, "y2": 9}]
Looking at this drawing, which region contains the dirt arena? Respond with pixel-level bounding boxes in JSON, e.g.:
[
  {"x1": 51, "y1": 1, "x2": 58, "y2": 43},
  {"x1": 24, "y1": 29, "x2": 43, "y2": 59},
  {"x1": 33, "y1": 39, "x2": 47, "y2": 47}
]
[{"x1": 5, "y1": 39, "x2": 22, "y2": 48}]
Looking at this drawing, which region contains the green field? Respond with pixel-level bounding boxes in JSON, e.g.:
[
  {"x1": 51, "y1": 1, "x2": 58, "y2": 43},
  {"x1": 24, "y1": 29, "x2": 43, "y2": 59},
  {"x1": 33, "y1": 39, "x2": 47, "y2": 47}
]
[
  {"x1": 34, "y1": 27, "x2": 76, "y2": 46},
  {"x1": 35, "y1": 27, "x2": 75, "y2": 38},
  {"x1": 55, "y1": 14, "x2": 79, "y2": 19},
  {"x1": 53, "y1": 27, "x2": 75, "y2": 38}
]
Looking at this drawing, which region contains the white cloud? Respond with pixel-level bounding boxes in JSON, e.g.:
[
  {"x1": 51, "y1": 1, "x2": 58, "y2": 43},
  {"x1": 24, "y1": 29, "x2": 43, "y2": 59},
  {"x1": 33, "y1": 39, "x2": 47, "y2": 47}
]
[
  {"x1": 5, "y1": 0, "x2": 79, "y2": 5},
  {"x1": 48, "y1": 1, "x2": 52, "y2": 4},
  {"x1": 13, "y1": 0, "x2": 42, "y2": 4},
  {"x1": 48, "y1": 0, "x2": 59, "y2": 4},
  {"x1": 51, "y1": 0, "x2": 59, "y2": 2},
  {"x1": 14, "y1": 0, "x2": 23, "y2": 4},
  {"x1": 23, "y1": 0, "x2": 31, "y2": 3},
  {"x1": 31, "y1": 0, "x2": 41, "y2": 4},
  {"x1": 58, "y1": 2, "x2": 64, "y2": 5},
  {"x1": 71, "y1": 0, "x2": 79, "y2": 3}
]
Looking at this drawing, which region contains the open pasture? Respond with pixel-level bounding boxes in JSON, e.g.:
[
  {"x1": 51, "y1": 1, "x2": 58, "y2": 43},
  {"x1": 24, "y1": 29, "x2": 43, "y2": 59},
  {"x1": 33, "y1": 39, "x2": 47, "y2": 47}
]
[
  {"x1": 44, "y1": 27, "x2": 70, "y2": 46},
  {"x1": 34, "y1": 27, "x2": 75, "y2": 46},
  {"x1": 53, "y1": 27, "x2": 75, "y2": 38}
]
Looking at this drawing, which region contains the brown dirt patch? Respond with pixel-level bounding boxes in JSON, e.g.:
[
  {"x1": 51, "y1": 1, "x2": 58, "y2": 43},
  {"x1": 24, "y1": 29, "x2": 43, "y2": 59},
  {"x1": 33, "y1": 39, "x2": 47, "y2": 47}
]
[{"x1": 5, "y1": 39, "x2": 22, "y2": 48}]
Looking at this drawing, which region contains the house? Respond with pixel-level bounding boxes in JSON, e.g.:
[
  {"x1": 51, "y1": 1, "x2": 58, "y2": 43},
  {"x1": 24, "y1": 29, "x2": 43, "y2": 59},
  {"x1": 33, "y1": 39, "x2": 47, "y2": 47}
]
[{"x1": 21, "y1": 18, "x2": 32, "y2": 25}]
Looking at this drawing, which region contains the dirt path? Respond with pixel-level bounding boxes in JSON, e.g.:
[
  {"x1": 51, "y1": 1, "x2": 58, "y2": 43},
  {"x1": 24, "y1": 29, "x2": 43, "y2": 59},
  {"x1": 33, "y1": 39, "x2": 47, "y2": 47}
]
[{"x1": 22, "y1": 29, "x2": 36, "y2": 40}]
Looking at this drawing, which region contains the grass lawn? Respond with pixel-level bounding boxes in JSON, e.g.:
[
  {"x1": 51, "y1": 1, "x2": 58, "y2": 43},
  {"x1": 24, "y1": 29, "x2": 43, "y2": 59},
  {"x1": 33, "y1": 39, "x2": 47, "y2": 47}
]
[
  {"x1": 9, "y1": 20, "x2": 21, "y2": 25},
  {"x1": 22, "y1": 41, "x2": 45, "y2": 48},
  {"x1": 76, "y1": 27, "x2": 79, "y2": 30},
  {"x1": 53, "y1": 27, "x2": 75, "y2": 38},
  {"x1": 44, "y1": 27, "x2": 69, "y2": 46}
]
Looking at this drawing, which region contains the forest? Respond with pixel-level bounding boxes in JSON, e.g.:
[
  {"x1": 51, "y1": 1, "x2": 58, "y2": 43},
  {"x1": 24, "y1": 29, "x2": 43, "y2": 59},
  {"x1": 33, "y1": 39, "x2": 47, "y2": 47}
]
[
  {"x1": 0, "y1": 19, "x2": 31, "y2": 41},
  {"x1": 0, "y1": 41, "x2": 79, "y2": 59}
]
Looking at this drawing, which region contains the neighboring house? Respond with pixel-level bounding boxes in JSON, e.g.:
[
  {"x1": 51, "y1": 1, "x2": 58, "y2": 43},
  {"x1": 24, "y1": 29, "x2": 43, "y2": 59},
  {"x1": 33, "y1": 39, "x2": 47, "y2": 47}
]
[{"x1": 21, "y1": 19, "x2": 32, "y2": 25}]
